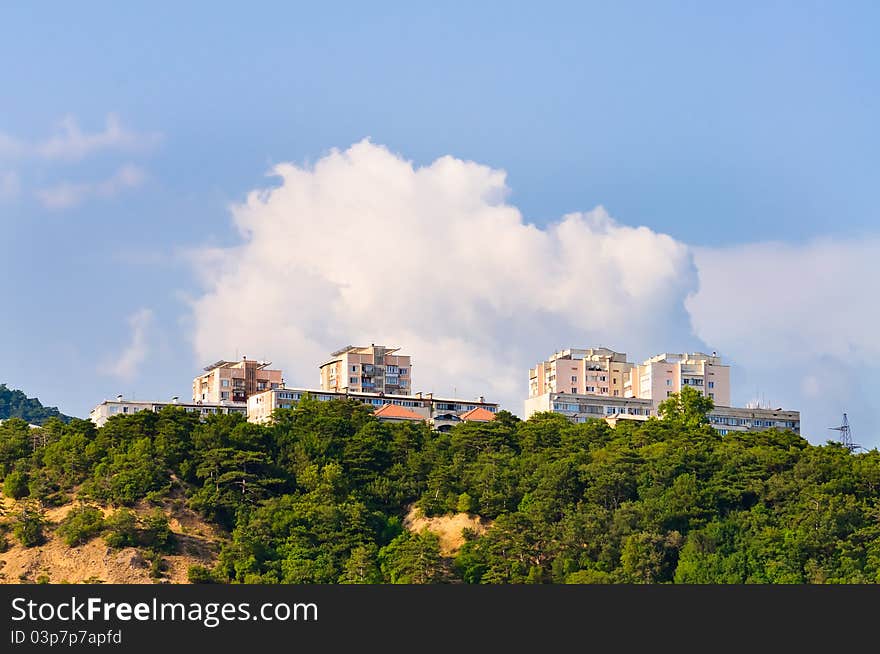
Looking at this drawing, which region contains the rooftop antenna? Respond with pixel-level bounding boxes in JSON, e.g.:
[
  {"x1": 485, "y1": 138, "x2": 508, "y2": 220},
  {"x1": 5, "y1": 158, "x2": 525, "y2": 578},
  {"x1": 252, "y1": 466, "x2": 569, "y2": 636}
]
[{"x1": 829, "y1": 413, "x2": 861, "y2": 452}]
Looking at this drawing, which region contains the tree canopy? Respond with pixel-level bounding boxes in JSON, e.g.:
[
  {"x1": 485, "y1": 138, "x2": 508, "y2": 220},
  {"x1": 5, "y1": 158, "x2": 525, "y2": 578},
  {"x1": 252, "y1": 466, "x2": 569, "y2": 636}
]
[{"x1": 1, "y1": 390, "x2": 877, "y2": 584}]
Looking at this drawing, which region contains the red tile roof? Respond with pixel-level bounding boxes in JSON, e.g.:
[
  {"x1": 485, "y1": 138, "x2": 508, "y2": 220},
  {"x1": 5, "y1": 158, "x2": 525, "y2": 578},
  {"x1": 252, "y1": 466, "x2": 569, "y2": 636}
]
[
  {"x1": 459, "y1": 407, "x2": 496, "y2": 422},
  {"x1": 373, "y1": 403, "x2": 425, "y2": 421}
]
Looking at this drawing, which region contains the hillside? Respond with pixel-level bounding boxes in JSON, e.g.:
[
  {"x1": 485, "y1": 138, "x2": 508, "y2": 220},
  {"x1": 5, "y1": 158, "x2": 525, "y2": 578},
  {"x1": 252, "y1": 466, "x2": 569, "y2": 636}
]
[
  {"x1": 1, "y1": 388, "x2": 879, "y2": 584},
  {"x1": 0, "y1": 495, "x2": 221, "y2": 584},
  {"x1": 0, "y1": 384, "x2": 74, "y2": 425}
]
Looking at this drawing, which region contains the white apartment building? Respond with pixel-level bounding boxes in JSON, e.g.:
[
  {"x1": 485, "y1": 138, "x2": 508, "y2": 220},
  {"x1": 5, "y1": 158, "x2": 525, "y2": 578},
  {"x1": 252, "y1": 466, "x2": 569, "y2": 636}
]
[
  {"x1": 89, "y1": 395, "x2": 247, "y2": 428},
  {"x1": 246, "y1": 387, "x2": 498, "y2": 428},
  {"x1": 524, "y1": 391, "x2": 800, "y2": 434}
]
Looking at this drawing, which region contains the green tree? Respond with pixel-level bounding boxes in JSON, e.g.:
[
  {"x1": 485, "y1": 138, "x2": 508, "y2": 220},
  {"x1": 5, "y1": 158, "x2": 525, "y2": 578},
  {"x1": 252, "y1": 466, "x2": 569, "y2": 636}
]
[
  {"x1": 339, "y1": 544, "x2": 382, "y2": 584},
  {"x1": 379, "y1": 530, "x2": 444, "y2": 584},
  {"x1": 657, "y1": 386, "x2": 714, "y2": 427},
  {"x1": 57, "y1": 505, "x2": 105, "y2": 546}
]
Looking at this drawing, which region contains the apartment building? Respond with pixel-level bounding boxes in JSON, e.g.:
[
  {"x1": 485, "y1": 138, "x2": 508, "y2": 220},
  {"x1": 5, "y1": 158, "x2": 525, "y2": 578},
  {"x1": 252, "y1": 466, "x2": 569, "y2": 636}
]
[
  {"x1": 319, "y1": 345, "x2": 412, "y2": 395},
  {"x1": 246, "y1": 387, "x2": 498, "y2": 427},
  {"x1": 192, "y1": 357, "x2": 283, "y2": 404},
  {"x1": 529, "y1": 347, "x2": 633, "y2": 399},
  {"x1": 523, "y1": 390, "x2": 800, "y2": 434},
  {"x1": 707, "y1": 406, "x2": 800, "y2": 435},
  {"x1": 525, "y1": 391, "x2": 654, "y2": 423},
  {"x1": 89, "y1": 395, "x2": 246, "y2": 428},
  {"x1": 628, "y1": 352, "x2": 730, "y2": 406}
]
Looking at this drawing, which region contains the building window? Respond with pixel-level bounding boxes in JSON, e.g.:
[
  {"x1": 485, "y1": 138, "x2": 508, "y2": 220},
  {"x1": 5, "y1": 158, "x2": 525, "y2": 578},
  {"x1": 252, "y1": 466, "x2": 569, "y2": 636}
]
[
  {"x1": 351, "y1": 365, "x2": 357, "y2": 372},
  {"x1": 221, "y1": 379, "x2": 230, "y2": 388},
  {"x1": 571, "y1": 388, "x2": 577, "y2": 394},
  {"x1": 666, "y1": 379, "x2": 672, "y2": 386},
  {"x1": 350, "y1": 377, "x2": 358, "y2": 384},
  {"x1": 571, "y1": 376, "x2": 577, "y2": 382},
  {"x1": 708, "y1": 381, "x2": 715, "y2": 389},
  {"x1": 613, "y1": 390, "x2": 619, "y2": 397},
  {"x1": 709, "y1": 393, "x2": 714, "y2": 399},
  {"x1": 221, "y1": 391, "x2": 229, "y2": 400},
  {"x1": 667, "y1": 391, "x2": 673, "y2": 397}
]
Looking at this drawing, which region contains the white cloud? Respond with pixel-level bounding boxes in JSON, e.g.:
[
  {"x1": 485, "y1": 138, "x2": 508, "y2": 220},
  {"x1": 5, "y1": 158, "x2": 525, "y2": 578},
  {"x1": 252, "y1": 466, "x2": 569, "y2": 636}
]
[
  {"x1": 35, "y1": 164, "x2": 146, "y2": 209},
  {"x1": 687, "y1": 237, "x2": 880, "y2": 445},
  {"x1": 188, "y1": 140, "x2": 698, "y2": 415},
  {"x1": 0, "y1": 170, "x2": 19, "y2": 201},
  {"x1": 0, "y1": 114, "x2": 162, "y2": 162},
  {"x1": 100, "y1": 309, "x2": 154, "y2": 381}
]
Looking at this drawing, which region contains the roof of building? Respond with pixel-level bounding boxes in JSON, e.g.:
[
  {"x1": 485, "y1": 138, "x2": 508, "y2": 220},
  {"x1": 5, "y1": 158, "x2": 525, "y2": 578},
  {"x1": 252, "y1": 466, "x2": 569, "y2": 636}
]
[
  {"x1": 202, "y1": 358, "x2": 274, "y2": 372},
  {"x1": 459, "y1": 407, "x2": 496, "y2": 422},
  {"x1": 373, "y1": 403, "x2": 425, "y2": 421}
]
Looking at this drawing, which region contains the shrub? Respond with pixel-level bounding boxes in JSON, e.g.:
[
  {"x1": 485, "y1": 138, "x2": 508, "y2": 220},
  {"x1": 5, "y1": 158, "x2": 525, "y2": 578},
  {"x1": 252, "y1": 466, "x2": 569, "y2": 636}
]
[
  {"x1": 57, "y1": 506, "x2": 105, "y2": 546},
  {"x1": 104, "y1": 509, "x2": 138, "y2": 549},
  {"x1": 140, "y1": 509, "x2": 174, "y2": 554},
  {"x1": 13, "y1": 506, "x2": 44, "y2": 547},
  {"x1": 187, "y1": 565, "x2": 217, "y2": 584},
  {"x1": 3, "y1": 470, "x2": 29, "y2": 499}
]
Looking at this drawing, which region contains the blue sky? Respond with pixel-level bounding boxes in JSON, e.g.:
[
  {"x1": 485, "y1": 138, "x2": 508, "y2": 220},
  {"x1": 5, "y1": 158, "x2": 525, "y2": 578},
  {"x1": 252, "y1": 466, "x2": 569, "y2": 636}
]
[{"x1": 2, "y1": 3, "x2": 878, "y2": 446}]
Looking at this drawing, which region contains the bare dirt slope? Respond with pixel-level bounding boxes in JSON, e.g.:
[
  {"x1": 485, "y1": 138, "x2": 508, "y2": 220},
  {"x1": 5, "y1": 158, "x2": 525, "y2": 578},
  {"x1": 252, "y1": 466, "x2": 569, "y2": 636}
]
[
  {"x1": 0, "y1": 497, "x2": 223, "y2": 584},
  {"x1": 403, "y1": 505, "x2": 491, "y2": 556}
]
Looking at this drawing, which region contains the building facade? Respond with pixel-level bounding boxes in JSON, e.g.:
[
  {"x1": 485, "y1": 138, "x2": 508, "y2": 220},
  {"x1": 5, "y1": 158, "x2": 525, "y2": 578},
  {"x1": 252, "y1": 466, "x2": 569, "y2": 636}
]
[
  {"x1": 319, "y1": 345, "x2": 412, "y2": 395},
  {"x1": 525, "y1": 391, "x2": 654, "y2": 424},
  {"x1": 246, "y1": 387, "x2": 498, "y2": 427},
  {"x1": 628, "y1": 352, "x2": 730, "y2": 406},
  {"x1": 192, "y1": 357, "x2": 283, "y2": 404},
  {"x1": 524, "y1": 391, "x2": 800, "y2": 434},
  {"x1": 89, "y1": 395, "x2": 247, "y2": 428},
  {"x1": 707, "y1": 405, "x2": 800, "y2": 435},
  {"x1": 529, "y1": 347, "x2": 633, "y2": 399}
]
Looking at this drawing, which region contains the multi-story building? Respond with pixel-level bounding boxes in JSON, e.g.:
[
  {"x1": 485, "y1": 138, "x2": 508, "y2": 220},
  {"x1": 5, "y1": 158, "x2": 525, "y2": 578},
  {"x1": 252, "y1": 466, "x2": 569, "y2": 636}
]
[
  {"x1": 529, "y1": 347, "x2": 633, "y2": 399},
  {"x1": 525, "y1": 391, "x2": 655, "y2": 424},
  {"x1": 524, "y1": 390, "x2": 800, "y2": 434},
  {"x1": 246, "y1": 387, "x2": 498, "y2": 427},
  {"x1": 192, "y1": 357, "x2": 283, "y2": 404},
  {"x1": 707, "y1": 406, "x2": 800, "y2": 435},
  {"x1": 628, "y1": 352, "x2": 730, "y2": 406},
  {"x1": 319, "y1": 345, "x2": 411, "y2": 395},
  {"x1": 89, "y1": 395, "x2": 247, "y2": 428}
]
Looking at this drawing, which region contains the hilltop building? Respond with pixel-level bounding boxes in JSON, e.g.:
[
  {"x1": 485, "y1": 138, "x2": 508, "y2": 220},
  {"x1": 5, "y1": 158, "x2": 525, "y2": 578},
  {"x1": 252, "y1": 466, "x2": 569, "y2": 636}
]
[
  {"x1": 89, "y1": 395, "x2": 246, "y2": 428},
  {"x1": 319, "y1": 344, "x2": 411, "y2": 395},
  {"x1": 246, "y1": 387, "x2": 498, "y2": 430},
  {"x1": 526, "y1": 347, "x2": 798, "y2": 434},
  {"x1": 192, "y1": 357, "x2": 283, "y2": 404}
]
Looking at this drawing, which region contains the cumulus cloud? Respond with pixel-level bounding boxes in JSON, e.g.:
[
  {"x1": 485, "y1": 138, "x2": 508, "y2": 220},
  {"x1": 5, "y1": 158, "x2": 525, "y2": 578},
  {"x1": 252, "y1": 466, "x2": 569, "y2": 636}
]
[
  {"x1": 687, "y1": 237, "x2": 880, "y2": 444},
  {"x1": 0, "y1": 114, "x2": 162, "y2": 162},
  {"x1": 35, "y1": 164, "x2": 145, "y2": 209},
  {"x1": 0, "y1": 170, "x2": 19, "y2": 201},
  {"x1": 189, "y1": 140, "x2": 698, "y2": 414},
  {"x1": 100, "y1": 309, "x2": 154, "y2": 381}
]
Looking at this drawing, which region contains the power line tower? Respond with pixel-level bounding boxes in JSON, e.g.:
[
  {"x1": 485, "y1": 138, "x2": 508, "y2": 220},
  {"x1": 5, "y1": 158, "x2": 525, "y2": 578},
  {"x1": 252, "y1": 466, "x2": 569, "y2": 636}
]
[{"x1": 829, "y1": 413, "x2": 860, "y2": 452}]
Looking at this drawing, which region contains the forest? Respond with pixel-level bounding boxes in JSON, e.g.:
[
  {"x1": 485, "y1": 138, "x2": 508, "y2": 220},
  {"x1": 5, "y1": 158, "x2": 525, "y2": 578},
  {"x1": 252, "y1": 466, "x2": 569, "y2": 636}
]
[
  {"x1": 1, "y1": 386, "x2": 879, "y2": 584},
  {"x1": 0, "y1": 384, "x2": 73, "y2": 425}
]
